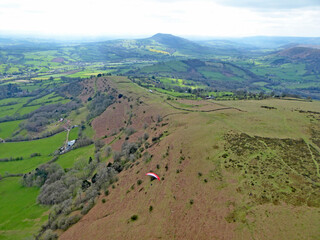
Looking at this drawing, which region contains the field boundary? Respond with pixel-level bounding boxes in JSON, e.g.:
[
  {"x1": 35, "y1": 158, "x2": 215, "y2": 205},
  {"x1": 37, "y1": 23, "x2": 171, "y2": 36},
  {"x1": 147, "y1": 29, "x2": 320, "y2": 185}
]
[{"x1": 164, "y1": 100, "x2": 245, "y2": 113}]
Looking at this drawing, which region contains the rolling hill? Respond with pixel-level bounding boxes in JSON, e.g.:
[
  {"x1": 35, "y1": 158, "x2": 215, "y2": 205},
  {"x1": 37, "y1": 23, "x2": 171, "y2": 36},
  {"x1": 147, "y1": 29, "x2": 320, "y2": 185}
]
[
  {"x1": 1, "y1": 74, "x2": 320, "y2": 239},
  {"x1": 75, "y1": 33, "x2": 218, "y2": 61},
  {"x1": 131, "y1": 59, "x2": 267, "y2": 91},
  {"x1": 58, "y1": 76, "x2": 320, "y2": 240},
  {"x1": 275, "y1": 47, "x2": 320, "y2": 73}
]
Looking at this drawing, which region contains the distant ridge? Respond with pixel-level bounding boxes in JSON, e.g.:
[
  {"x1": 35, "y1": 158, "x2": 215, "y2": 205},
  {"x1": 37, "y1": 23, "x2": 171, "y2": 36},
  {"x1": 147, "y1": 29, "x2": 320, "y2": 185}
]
[
  {"x1": 149, "y1": 33, "x2": 201, "y2": 49},
  {"x1": 278, "y1": 46, "x2": 320, "y2": 60},
  {"x1": 274, "y1": 46, "x2": 320, "y2": 73}
]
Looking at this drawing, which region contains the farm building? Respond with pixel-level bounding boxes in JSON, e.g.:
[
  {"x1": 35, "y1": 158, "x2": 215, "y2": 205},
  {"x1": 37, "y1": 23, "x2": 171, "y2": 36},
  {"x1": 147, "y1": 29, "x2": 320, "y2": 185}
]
[{"x1": 67, "y1": 140, "x2": 76, "y2": 147}]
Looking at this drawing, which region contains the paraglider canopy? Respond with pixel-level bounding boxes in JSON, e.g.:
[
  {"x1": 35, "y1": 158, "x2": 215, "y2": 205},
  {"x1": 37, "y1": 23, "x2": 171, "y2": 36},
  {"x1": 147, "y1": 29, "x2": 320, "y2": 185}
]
[{"x1": 146, "y1": 172, "x2": 160, "y2": 181}]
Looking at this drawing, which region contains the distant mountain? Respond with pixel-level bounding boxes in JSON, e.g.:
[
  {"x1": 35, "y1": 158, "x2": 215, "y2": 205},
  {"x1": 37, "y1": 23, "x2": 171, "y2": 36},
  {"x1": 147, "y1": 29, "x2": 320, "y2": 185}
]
[
  {"x1": 77, "y1": 33, "x2": 219, "y2": 61},
  {"x1": 201, "y1": 36, "x2": 320, "y2": 49},
  {"x1": 149, "y1": 33, "x2": 200, "y2": 49},
  {"x1": 198, "y1": 39, "x2": 257, "y2": 50},
  {"x1": 147, "y1": 33, "x2": 211, "y2": 54},
  {"x1": 277, "y1": 46, "x2": 320, "y2": 59},
  {"x1": 273, "y1": 47, "x2": 320, "y2": 73},
  {"x1": 0, "y1": 37, "x2": 61, "y2": 51}
]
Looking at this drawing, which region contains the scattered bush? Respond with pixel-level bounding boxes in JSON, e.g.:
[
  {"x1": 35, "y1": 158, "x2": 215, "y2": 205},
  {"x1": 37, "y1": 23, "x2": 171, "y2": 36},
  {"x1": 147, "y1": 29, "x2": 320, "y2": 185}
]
[
  {"x1": 0, "y1": 156, "x2": 24, "y2": 162},
  {"x1": 94, "y1": 139, "x2": 105, "y2": 151},
  {"x1": 121, "y1": 141, "x2": 138, "y2": 159},
  {"x1": 30, "y1": 153, "x2": 41, "y2": 158},
  {"x1": 87, "y1": 93, "x2": 114, "y2": 120},
  {"x1": 58, "y1": 214, "x2": 81, "y2": 231},
  {"x1": 143, "y1": 132, "x2": 149, "y2": 141},
  {"x1": 21, "y1": 101, "x2": 81, "y2": 132},
  {"x1": 81, "y1": 199, "x2": 95, "y2": 215},
  {"x1": 74, "y1": 137, "x2": 93, "y2": 149},
  {"x1": 40, "y1": 229, "x2": 58, "y2": 240},
  {"x1": 125, "y1": 127, "x2": 136, "y2": 136},
  {"x1": 131, "y1": 215, "x2": 138, "y2": 221},
  {"x1": 142, "y1": 152, "x2": 152, "y2": 163},
  {"x1": 113, "y1": 151, "x2": 122, "y2": 162},
  {"x1": 105, "y1": 146, "x2": 112, "y2": 157}
]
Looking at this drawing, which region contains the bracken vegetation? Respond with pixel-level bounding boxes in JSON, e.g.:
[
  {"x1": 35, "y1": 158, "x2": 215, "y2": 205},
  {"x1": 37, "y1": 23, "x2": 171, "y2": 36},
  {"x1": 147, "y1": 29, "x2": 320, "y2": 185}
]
[{"x1": 223, "y1": 132, "x2": 320, "y2": 207}]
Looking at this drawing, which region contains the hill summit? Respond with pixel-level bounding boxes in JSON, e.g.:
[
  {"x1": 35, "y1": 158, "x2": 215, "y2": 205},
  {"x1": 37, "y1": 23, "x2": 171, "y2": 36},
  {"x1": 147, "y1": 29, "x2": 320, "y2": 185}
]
[
  {"x1": 148, "y1": 33, "x2": 212, "y2": 55},
  {"x1": 149, "y1": 33, "x2": 195, "y2": 47}
]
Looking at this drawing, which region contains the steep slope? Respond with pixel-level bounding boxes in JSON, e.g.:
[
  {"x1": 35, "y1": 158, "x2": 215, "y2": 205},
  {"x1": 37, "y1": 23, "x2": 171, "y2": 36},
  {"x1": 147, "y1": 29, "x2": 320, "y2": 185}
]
[
  {"x1": 60, "y1": 77, "x2": 320, "y2": 240},
  {"x1": 278, "y1": 46, "x2": 320, "y2": 60},
  {"x1": 274, "y1": 47, "x2": 320, "y2": 74}
]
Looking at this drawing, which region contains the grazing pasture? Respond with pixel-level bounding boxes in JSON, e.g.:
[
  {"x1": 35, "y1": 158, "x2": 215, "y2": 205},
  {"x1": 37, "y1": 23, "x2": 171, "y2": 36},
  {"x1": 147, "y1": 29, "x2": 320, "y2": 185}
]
[{"x1": 0, "y1": 177, "x2": 48, "y2": 240}]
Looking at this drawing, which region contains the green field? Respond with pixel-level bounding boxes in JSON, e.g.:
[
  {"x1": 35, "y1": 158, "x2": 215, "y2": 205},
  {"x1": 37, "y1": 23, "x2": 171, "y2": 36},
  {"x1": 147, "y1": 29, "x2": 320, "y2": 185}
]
[
  {"x1": 29, "y1": 92, "x2": 69, "y2": 106},
  {"x1": 56, "y1": 144, "x2": 94, "y2": 169},
  {"x1": 0, "y1": 131, "x2": 66, "y2": 159},
  {"x1": 0, "y1": 156, "x2": 52, "y2": 176},
  {"x1": 0, "y1": 98, "x2": 31, "y2": 118},
  {"x1": 0, "y1": 120, "x2": 22, "y2": 139},
  {"x1": 0, "y1": 177, "x2": 48, "y2": 240},
  {"x1": 0, "y1": 131, "x2": 67, "y2": 175},
  {"x1": 16, "y1": 105, "x2": 41, "y2": 116},
  {"x1": 151, "y1": 87, "x2": 194, "y2": 98},
  {"x1": 141, "y1": 61, "x2": 188, "y2": 73},
  {"x1": 158, "y1": 77, "x2": 206, "y2": 89},
  {"x1": 68, "y1": 127, "x2": 79, "y2": 140}
]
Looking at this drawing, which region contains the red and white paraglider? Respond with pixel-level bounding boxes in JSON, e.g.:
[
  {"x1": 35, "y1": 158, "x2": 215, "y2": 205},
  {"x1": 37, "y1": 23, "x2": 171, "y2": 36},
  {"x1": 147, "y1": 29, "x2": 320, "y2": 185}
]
[{"x1": 145, "y1": 172, "x2": 161, "y2": 181}]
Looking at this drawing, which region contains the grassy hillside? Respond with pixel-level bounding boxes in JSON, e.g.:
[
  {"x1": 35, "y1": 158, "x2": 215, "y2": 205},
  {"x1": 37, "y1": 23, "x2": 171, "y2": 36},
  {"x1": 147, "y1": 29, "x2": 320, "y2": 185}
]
[
  {"x1": 0, "y1": 75, "x2": 319, "y2": 239},
  {"x1": 1, "y1": 34, "x2": 320, "y2": 239},
  {"x1": 55, "y1": 76, "x2": 320, "y2": 240}
]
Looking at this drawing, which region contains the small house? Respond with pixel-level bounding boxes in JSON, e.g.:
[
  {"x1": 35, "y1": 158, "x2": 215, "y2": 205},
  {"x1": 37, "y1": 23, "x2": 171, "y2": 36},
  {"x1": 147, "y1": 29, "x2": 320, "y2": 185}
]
[{"x1": 67, "y1": 140, "x2": 76, "y2": 147}]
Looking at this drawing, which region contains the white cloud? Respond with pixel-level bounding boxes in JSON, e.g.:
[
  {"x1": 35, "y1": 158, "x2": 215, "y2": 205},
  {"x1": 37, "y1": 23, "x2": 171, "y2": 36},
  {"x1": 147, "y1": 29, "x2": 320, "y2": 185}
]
[
  {"x1": 212, "y1": 0, "x2": 320, "y2": 10},
  {"x1": 0, "y1": 0, "x2": 319, "y2": 37}
]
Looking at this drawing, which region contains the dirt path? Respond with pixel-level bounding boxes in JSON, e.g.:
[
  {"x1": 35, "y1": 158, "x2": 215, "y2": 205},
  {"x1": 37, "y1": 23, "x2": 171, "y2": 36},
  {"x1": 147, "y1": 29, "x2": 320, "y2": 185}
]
[
  {"x1": 164, "y1": 100, "x2": 245, "y2": 113},
  {"x1": 304, "y1": 139, "x2": 320, "y2": 178},
  {"x1": 64, "y1": 129, "x2": 70, "y2": 149}
]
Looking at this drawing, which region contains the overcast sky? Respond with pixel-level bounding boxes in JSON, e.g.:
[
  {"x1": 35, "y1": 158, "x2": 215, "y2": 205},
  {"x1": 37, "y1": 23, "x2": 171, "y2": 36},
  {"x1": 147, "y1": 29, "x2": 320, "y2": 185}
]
[{"x1": 0, "y1": 0, "x2": 319, "y2": 38}]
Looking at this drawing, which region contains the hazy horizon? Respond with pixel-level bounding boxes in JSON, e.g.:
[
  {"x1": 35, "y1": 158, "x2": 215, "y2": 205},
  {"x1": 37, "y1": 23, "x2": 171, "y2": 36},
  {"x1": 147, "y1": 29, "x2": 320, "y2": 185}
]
[
  {"x1": 1, "y1": 32, "x2": 320, "y2": 44},
  {"x1": 0, "y1": 0, "x2": 319, "y2": 39}
]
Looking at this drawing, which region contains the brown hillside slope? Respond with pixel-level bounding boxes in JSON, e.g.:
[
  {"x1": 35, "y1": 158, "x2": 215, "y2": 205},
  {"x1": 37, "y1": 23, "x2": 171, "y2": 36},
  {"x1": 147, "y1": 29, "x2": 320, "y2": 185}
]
[
  {"x1": 61, "y1": 77, "x2": 320, "y2": 240},
  {"x1": 278, "y1": 47, "x2": 320, "y2": 60}
]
